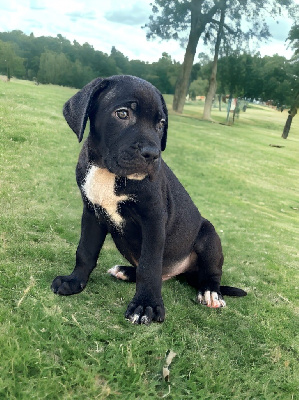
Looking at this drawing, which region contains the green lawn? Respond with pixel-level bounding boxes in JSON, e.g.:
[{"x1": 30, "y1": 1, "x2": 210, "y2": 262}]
[{"x1": 0, "y1": 79, "x2": 298, "y2": 399}]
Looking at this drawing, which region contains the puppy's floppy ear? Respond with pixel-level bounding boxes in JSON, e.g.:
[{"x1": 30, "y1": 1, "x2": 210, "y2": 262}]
[
  {"x1": 160, "y1": 94, "x2": 168, "y2": 151},
  {"x1": 63, "y1": 77, "x2": 108, "y2": 142}
]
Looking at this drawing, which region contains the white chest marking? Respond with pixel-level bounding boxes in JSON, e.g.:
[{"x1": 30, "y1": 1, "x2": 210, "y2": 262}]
[{"x1": 82, "y1": 166, "x2": 129, "y2": 226}]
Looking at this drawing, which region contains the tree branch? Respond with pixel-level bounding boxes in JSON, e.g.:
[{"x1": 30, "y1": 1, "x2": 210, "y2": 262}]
[{"x1": 210, "y1": 18, "x2": 236, "y2": 35}]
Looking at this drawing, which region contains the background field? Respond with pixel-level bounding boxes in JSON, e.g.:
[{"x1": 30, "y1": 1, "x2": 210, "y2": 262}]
[{"x1": 0, "y1": 79, "x2": 298, "y2": 399}]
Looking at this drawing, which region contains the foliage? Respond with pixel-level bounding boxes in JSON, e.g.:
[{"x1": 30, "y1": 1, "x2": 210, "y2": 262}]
[
  {"x1": 0, "y1": 29, "x2": 297, "y2": 108},
  {"x1": 287, "y1": 24, "x2": 299, "y2": 55},
  {"x1": 286, "y1": 26, "x2": 299, "y2": 104},
  {"x1": 189, "y1": 77, "x2": 209, "y2": 99},
  {"x1": 282, "y1": 25, "x2": 299, "y2": 137},
  {"x1": 145, "y1": 0, "x2": 299, "y2": 112},
  {"x1": 217, "y1": 52, "x2": 297, "y2": 106},
  {"x1": 1, "y1": 79, "x2": 298, "y2": 399},
  {"x1": 145, "y1": 0, "x2": 292, "y2": 47},
  {"x1": 0, "y1": 30, "x2": 180, "y2": 93},
  {"x1": 0, "y1": 40, "x2": 25, "y2": 80}
]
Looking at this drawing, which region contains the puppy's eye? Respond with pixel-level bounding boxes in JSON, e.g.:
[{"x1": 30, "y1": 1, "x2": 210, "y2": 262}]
[{"x1": 116, "y1": 109, "x2": 129, "y2": 119}]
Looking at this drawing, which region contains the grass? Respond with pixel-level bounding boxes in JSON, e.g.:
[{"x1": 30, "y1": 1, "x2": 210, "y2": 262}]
[{"x1": 0, "y1": 79, "x2": 298, "y2": 400}]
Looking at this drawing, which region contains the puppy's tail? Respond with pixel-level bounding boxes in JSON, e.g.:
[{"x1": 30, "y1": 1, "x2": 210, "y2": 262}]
[{"x1": 220, "y1": 286, "x2": 247, "y2": 297}]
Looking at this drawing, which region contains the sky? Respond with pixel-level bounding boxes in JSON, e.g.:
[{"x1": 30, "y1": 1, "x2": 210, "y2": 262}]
[{"x1": 0, "y1": 0, "x2": 298, "y2": 63}]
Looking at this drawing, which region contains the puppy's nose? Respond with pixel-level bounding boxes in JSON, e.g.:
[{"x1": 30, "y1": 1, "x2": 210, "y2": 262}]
[{"x1": 140, "y1": 146, "x2": 160, "y2": 162}]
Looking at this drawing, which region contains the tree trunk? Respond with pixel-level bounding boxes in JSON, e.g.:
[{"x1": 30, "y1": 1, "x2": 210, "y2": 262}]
[
  {"x1": 7, "y1": 66, "x2": 11, "y2": 81},
  {"x1": 172, "y1": 0, "x2": 220, "y2": 113},
  {"x1": 202, "y1": 58, "x2": 218, "y2": 120},
  {"x1": 282, "y1": 107, "x2": 297, "y2": 139},
  {"x1": 202, "y1": 2, "x2": 226, "y2": 121},
  {"x1": 172, "y1": 31, "x2": 200, "y2": 113}
]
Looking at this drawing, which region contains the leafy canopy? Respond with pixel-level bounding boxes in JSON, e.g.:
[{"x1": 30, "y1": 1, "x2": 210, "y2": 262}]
[{"x1": 145, "y1": 0, "x2": 298, "y2": 50}]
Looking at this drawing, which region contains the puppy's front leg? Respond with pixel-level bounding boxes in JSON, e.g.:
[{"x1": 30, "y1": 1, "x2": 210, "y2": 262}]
[
  {"x1": 125, "y1": 217, "x2": 165, "y2": 325},
  {"x1": 51, "y1": 205, "x2": 107, "y2": 295}
]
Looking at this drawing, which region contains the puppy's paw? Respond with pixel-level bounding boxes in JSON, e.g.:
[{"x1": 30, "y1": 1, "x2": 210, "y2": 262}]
[
  {"x1": 51, "y1": 275, "x2": 86, "y2": 296},
  {"x1": 197, "y1": 290, "x2": 226, "y2": 308},
  {"x1": 125, "y1": 298, "x2": 165, "y2": 325}
]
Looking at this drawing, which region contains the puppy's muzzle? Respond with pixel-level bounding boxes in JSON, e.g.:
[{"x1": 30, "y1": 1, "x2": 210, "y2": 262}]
[{"x1": 140, "y1": 145, "x2": 160, "y2": 163}]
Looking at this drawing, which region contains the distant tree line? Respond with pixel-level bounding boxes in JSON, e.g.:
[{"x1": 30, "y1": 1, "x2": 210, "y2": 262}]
[
  {"x1": 0, "y1": 30, "x2": 183, "y2": 93},
  {"x1": 0, "y1": 30, "x2": 297, "y2": 111}
]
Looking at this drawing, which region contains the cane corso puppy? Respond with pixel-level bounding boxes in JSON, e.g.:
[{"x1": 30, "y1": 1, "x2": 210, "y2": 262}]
[{"x1": 51, "y1": 75, "x2": 246, "y2": 324}]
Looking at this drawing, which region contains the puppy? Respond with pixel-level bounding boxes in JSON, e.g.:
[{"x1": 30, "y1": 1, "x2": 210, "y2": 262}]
[{"x1": 51, "y1": 75, "x2": 246, "y2": 324}]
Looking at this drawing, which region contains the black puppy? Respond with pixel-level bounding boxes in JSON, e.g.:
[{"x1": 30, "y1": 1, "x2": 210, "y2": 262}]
[{"x1": 51, "y1": 75, "x2": 246, "y2": 324}]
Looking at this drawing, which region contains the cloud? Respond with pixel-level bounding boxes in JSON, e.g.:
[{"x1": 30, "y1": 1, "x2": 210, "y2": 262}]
[
  {"x1": 65, "y1": 10, "x2": 97, "y2": 22},
  {"x1": 267, "y1": 16, "x2": 292, "y2": 42},
  {"x1": 24, "y1": 19, "x2": 44, "y2": 29},
  {"x1": 259, "y1": 40, "x2": 293, "y2": 59},
  {"x1": 0, "y1": 0, "x2": 296, "y2": 64},
  {"x1": 0, "y1": 2, "x2": 17, "y2": 11},
  {"x1": 30, "y1": 0, "x2": 46, "y2": 10},
  {"x1": 105, "y1": 2, "x2": 151, "y2": 26}
]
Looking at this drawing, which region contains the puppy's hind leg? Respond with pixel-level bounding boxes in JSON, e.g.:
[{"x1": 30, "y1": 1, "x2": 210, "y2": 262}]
[
  {"x1": 108, "y1": 265, "x2": 136, "y2": 282},
  {"x1": 193, "y1": 219, "x2": 226, "y2": 308}
]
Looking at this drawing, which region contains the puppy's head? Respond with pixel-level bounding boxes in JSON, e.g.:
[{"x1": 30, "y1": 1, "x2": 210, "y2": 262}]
[{"x1": 63, "y1": 75, "x2": 168, "y2": 180}]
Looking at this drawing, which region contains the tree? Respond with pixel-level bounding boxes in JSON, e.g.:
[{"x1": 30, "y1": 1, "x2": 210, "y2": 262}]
[
  {"x1": 37, "y1": 50, "x2": 73, "y2": 86},
  {"x1": 129, "y1": 59, "x2": 150, "y2": 80},
  {"x1": 146, "y1": 0, "x2": 298, "y2": 114},
  {"x1": 261, "y1": 55, "x2": 291, "y2": 103},
  {"x1": 189, "y1": 77, "x2": 209, "y2": 99},
  {"x1": 202, "y1": 0, "x2": 226, "y2": 120},
  {"x1": 287, "y1": 24, "x2": 299, "y2": 55},
  {"x1": 217, "y1": 52, "x2": 293, "y2": 102},
  {"x1": 110, "y1": 46, "x2": 130, "y2": 75},
  {"x1": 0, "y1": 40, "x2": 25, "y2": 80},
  {"x1": 71, "y1": 59, "x2": 96, "y2": 88},
  {"x1": 282, "y1": 25, "x2": 299, "y2": 138},
  {"x1": 282, "y1": 90, "x2": 298, "y2": 138},
  {"x1": 150, "y1": 53, "x2": 181, "y2": 94},
  {"x1": 145, "y1": 0, "x2": 220, "y2": 113},
  {"x1": 0, "y1": 30, "x2": 180, "y2": 91}
]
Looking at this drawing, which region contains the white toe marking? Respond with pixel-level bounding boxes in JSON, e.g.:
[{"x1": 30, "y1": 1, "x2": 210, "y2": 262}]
[
  {"x1": 197, "y1": 293, "x2": 204, "y2": 304},
  {"x1": 204, "y1": 290, "x2": 211, "y2": 307},
  {"x1": 107, "y1": 265, "x2": 120, "y2": 275},
  {"x1": 140, "y1": 315, "x2": 150, "y2": 325},
  {"x1": 211, "y1": 292, "x2": 219, "y2": 308},
  {"x1": 197, "y1": 290, "x2": 226, "y2": 308},
  {"x1": 131, "y1": 314, "x2": 140, "y2": 324},
  {"x1": 107, "y1": 265, "x2": 128, "y2": 281},
  {"x1": 115, "y1": 271, "x2": 128, "y2": 280},
  {"x1": 219, "y1": 298, "x2": 226, "y2": 307}
]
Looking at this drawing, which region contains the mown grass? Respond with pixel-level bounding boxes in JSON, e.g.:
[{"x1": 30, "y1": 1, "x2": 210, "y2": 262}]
[{"x1": 0, "y1": 79, "x2": 298, "y2": 400}]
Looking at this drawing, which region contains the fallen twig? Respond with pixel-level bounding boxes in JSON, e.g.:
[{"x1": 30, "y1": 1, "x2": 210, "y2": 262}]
[{"x1": 17, "y1": 276, "x2": 35, "y2": 307}]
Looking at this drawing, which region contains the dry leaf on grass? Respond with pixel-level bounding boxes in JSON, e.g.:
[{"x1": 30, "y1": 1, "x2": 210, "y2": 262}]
[{"x1": 162, "y1": 350, "x2": 177, "y2": 382}]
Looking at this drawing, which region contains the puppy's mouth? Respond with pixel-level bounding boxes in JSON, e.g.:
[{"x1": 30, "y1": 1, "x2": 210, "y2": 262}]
[
  {"x1": 106, "y1": 156, "x2": 161, "y2": 182},
  {"x1": 126, "y1": 173, "x2": 148, "y2": 181}
]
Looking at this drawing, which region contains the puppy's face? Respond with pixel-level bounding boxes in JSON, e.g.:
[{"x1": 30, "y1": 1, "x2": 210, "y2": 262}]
[{"x1": 88, "y1": 77, "x2": 167, "y2": 180}]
